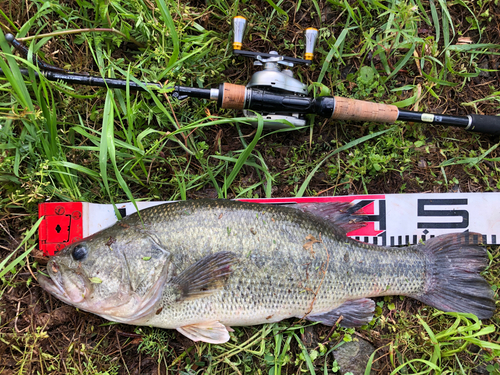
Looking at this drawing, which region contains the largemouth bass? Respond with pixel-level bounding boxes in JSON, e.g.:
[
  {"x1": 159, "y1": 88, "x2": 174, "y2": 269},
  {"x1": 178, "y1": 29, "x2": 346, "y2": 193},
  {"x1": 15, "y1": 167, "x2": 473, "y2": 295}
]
[{"x1": 39, "y1": 199, "x2": 495, "y2": 343}]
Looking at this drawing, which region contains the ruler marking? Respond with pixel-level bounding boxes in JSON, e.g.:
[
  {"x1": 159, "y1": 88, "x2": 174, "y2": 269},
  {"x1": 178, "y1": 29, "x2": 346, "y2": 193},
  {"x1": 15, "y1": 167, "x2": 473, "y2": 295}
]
[
  {"x1": 118, "y1": 207, "x2": 126, "y2": 218},
  {"x1": 381, "y1": 232, "x2": 386, "y2": 246},
  {"x1": 492, "y1": 235, "x2": 497, "y2": 244},
  {"x1": 417, "y1": 199, "x2": 469, "y2": 229},
  {"x1": 379, "y1": 200, "x2": 386, "y2": 230}
]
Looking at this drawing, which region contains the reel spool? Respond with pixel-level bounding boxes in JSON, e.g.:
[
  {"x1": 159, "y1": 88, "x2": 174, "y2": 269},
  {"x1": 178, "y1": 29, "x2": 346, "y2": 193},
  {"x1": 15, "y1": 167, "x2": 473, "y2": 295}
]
[{"x1": 232, "y1": 16, "x2": 318, "y2": 129}]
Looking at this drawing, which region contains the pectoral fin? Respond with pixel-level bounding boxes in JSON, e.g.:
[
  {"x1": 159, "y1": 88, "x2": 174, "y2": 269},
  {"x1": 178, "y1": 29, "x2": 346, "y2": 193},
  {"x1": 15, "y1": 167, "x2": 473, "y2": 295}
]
[
  {"x1": 177, "y1": 321, "x2": 230, "y2": 344},
  {"x1": 306, "y1": 298, "x2": 375, "y2": 327},
  {"x1": 171, "y1": 251, "x2": 236, "y2": 302}
]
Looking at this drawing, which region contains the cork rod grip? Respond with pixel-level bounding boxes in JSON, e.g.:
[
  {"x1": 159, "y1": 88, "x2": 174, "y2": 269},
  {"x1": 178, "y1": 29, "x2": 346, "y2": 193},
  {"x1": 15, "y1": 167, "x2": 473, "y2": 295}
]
[
  {"x1": 332, "y1": 97, "x2": 399, "y2": 123},
  {"x1": 220, "y1": 83, "x2": 246, "y2": 109}
]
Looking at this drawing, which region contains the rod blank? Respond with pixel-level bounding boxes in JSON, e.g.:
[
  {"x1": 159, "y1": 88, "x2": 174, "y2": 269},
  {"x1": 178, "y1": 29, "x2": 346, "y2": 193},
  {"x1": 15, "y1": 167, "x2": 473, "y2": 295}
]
[{"x1": 1, "y1": 66, "x2": 499, "y2": 135}]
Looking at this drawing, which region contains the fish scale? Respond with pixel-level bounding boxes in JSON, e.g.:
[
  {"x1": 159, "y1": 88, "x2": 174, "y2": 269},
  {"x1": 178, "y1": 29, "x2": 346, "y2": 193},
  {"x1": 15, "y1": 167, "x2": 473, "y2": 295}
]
[
  {"x1": 139, "y1": 200, "x2": 425, "y2": 327},
  {"x1": 39, "y1": 199, "x2": 495, "y2": 344}
]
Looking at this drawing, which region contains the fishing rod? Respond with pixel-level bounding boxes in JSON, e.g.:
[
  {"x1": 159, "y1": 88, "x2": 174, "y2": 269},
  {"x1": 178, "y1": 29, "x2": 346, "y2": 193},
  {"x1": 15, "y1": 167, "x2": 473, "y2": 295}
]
[{"x1": 2, "y1": 18, "x2": 499, "y2": 135}]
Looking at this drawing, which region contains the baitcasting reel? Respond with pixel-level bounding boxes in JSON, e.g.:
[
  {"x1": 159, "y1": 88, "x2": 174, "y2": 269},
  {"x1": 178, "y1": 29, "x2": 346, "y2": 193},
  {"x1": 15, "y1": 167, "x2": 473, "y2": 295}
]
[{"x1": 232, "y1": 16, "x2": 318, "y2": 128}]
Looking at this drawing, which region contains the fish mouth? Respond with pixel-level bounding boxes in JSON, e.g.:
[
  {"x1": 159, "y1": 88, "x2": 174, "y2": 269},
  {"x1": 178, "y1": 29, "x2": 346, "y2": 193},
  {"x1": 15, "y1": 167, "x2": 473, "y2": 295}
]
[
  {"x1": 38, "y1": 272, "x2": 70, "y2": 301},
  {"x1": 38, "y1": 261, "x2": 88, "y2": 304}
]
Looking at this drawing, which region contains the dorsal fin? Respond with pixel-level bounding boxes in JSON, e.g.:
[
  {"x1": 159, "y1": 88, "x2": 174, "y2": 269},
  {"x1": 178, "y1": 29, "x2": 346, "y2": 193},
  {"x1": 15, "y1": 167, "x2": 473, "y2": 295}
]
[{"x1": 293, "y1": 202, "x2": 368, "y2": 234}]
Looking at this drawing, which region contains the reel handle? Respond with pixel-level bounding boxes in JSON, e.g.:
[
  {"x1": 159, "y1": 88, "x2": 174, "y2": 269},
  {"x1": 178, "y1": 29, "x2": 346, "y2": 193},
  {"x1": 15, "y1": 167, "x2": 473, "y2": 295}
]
[{"x1": 231, "y1": 16, "x2": 317, "y2": 66}]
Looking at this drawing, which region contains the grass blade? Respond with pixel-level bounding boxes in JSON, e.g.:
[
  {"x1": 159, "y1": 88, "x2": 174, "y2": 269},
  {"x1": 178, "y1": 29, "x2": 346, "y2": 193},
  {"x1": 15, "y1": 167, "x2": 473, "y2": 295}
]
[
  {"x1": 429, "y1": 0, "x2": 440, "y2": 43},
  {"x1": 318, "y1": 27, "x2": 355, "y2": 84},
  {"x1": 155, "y1": 0, "x2": 179, "y2": 70},
  {"x1": 293, "y1": 333, "x2": 316, "y2": 375},
  {"x1": 297, "y1": 127, "x2": 393, "y2": 197},
  {"x1": 387, "y1": 44, "x2": 416, "y2": 80},
  {"x1": 221, "y1": 115, "x2": 264, "y2": 198},
  {"x1": 99, "y1": 91, "x2": 115, "y2": 207},
  {"x1": 0, "y1": 217, "x2": 43, "y2": 279},
  {"x1": 265, "y1": 0, "x2": 289, "y2": 22}
]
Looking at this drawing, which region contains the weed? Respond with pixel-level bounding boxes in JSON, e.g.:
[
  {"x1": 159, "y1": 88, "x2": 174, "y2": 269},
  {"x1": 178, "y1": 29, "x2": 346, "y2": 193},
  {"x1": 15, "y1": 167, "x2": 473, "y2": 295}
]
[{"x1": 136, "y1": 326, "x2": 176, "y2": 369}]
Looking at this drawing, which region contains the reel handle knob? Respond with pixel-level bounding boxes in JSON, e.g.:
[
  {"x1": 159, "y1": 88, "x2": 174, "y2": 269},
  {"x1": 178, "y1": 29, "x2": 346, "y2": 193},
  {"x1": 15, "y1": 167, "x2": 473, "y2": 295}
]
[
  {"x1": 304, "y1": 28, "x2": 318, "y2": 61},
  {"x1": 232, "y1": 16, "x2": 247, "y2": 51}
]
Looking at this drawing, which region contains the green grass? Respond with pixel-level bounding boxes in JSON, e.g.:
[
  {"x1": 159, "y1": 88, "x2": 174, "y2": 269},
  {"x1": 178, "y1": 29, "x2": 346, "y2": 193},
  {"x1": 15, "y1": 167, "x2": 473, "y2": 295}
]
[{"x1": 0, "y1": 0, "x2": 499, "y2": 373}]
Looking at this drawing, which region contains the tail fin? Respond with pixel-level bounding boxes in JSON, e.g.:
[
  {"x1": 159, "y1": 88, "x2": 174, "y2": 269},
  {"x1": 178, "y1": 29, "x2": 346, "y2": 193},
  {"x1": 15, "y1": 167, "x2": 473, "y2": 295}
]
[{"x1": 415, "y1": 232, "x2": 495, "y2": 319}]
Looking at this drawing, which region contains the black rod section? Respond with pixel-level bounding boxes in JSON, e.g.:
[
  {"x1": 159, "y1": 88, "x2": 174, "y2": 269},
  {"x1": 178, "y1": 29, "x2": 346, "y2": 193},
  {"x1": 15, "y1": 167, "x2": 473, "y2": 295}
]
[
  {"x1": 0, "y1": 67, "x2": 212, "y2": 99},
  {"x1": 175, "y1": 86, "x2": 212, "y2": 99},
  {"x1": 397, "y1": 109, "x2": 500, "y2": 135},
  {"x1": 0, "y1": 67, "x2": 162, "y2": 91},
  {"x1": 397, "y1": 109, "x2": 470, "y2": 128},
  {"x1": 5, "y1": 33, "x2": 70, "y2": 74}
]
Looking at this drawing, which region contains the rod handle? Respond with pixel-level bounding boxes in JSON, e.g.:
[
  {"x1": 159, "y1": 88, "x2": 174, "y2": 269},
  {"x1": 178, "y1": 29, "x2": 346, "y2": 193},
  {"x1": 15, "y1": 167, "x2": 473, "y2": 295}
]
[
  {"x1": 331, "y1": 97, "x2": 399, "y2": 123},
  {"x1": 218, "y1": 83, "x2": 246, "y2": 109},
  {"x1": 467, "y1": 114, "x2": 500, "y2": 136}
]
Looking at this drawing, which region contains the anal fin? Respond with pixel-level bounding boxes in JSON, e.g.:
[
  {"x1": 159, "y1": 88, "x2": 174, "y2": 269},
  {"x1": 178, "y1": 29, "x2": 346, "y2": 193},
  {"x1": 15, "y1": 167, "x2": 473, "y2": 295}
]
[
  {"x1": 177, "y1": 321, "x2": 230, "y2": 344},
  {"x1": 306, "y1": 298, "x2": 375, "y2": 327}
]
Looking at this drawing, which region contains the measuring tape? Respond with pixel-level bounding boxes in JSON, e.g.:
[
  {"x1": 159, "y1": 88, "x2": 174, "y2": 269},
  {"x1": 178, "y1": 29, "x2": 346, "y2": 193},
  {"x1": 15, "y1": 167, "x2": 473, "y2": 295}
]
[{"x1": 38, "y1": 193, "x2": 500, "y2": 256}]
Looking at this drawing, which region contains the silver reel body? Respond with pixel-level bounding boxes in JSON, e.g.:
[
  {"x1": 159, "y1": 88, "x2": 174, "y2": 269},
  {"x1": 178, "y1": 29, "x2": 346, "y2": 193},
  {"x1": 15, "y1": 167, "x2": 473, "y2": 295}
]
[
  {"x1": 243, "y1": 52, "x2": 309, "y2": 129},
  {"x1": 232, "y1": 17, "x2": 318, "y2": 129}
]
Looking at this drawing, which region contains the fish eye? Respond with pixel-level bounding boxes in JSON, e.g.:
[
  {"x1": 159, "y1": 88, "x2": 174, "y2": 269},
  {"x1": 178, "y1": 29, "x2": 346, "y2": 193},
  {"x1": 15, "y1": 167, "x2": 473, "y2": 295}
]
[{"x1": 72, "y1": 244, "x2": 88, "y2": 261}]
